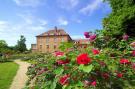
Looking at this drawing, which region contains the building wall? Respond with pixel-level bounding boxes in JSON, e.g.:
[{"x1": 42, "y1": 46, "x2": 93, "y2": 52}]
[
  {"x1": 36, "y1": 35, "x2": 71, "y2": 53},
  {"x1": 31, "y1": 44, "x2": 37, "y2": 53}
]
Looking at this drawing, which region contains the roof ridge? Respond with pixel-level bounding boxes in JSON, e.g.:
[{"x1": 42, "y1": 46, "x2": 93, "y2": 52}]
[{"x1": 36, "y1": 27, "x2": 68, "y2": 37}]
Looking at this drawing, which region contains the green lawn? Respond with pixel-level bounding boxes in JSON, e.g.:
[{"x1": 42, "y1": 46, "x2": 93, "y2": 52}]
[{"x1": 0, "y1": 62, "x2": 19, "y2": 89}]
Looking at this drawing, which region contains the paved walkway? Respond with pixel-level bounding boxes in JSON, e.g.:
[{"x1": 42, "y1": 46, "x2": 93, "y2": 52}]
[{"x1": 10, "y1": 60, "x2": 30, "y2": 89}]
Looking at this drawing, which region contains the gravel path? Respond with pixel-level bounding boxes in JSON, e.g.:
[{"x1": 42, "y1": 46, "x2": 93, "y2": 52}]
[{"x1": 10, "y1": 60, "x2": 30, "y2": 89}]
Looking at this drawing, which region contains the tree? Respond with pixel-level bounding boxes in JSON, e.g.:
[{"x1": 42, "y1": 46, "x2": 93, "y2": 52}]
[
  {"x1": 0, "y1": 40, "x2": 8, "y2": 53},
  {"x1": 103, "y1": 0, "x2": 135, "y2": 38},
  {"x1": 16, "y1": 35, "x2": 27, "y2": 52}
]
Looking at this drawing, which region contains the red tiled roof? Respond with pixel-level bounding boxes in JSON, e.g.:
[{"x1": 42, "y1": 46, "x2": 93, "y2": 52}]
[{"x1": 36, "y1": 27, "x2": 68, "y2": 37}]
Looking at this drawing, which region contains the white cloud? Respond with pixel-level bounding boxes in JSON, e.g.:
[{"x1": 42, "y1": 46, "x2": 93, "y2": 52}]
[
  {"x1": 13, "y1": 0, "x2": 43, "y2": 7},
  {"x1": 18, "y1": 13, "x2": 48, "y2": 26},
  {"x1": 57, "y1": 0, "x2": 79, "y2": 10},
  {"x1": 80, "y1": 0, "x2": 102, "y2": 15},
  {"x1": 57, "y1": 17, "x2": 68, "y2": 26},
  {"x1": 0, "y1": 21, "x2": 10, "y2": 32},
  {"x1": 71, "y1": 35, "x2": 85, "y2": 39},
  {"x1": 0, "y1": 13, "x2": 48, "y2": 48}
]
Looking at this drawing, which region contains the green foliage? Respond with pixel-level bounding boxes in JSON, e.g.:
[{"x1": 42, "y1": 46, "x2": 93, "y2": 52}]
[
  {"x1": 0, "y1": 40, "x2": 15, "y2": 62},
  {"x1": 16, "y1": 35, "x2": 27, "y2": 52},
  {"x1": 78, "y1": 64, "x2": 93, "y2": 73},
  {"x1": 25, "y1": 41, "x2": 135, "y2": 89},
  {"x1": 103, "y1": 0, "x2": 135, "y2": 38},
  {"x1": 59, "y1": 42, "x2": 74, "y2": 51},
  {"x1": 0, "y1": 40, "x2": 8, "y2": 53}
]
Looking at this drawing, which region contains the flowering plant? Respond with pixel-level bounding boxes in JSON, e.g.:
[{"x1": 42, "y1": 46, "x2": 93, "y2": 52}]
[{"x1": 26, "y1": 33, "x2": 135, "y2": 89}]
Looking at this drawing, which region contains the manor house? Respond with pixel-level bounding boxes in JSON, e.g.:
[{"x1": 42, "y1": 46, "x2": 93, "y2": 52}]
[{"x1": 31, "y1": 27, "x2": 89, "y2": 53}]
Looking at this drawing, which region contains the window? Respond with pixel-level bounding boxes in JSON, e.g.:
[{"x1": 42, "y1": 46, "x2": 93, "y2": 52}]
[
  {"x1": 46, "y1": 38, "x2": 49, "y2": 44},
  {"x1": 46, "y1": 45, "x2": 49, "y2": 49},
  {"x1": 54, "y1": 45, "x2": 57, "y2": 49},
  {"x1": 54, "y1": 38, "x2": 57, "y2": 43},
  {"x1": 40, "y1": 45, "x2": 42, "y2": 49},
  {"x1": 39, "y1": 45, "x2": 42, "y2": 52},
  {"x1": 61, "y1": 38, "x2": 64, "y2": 42}
]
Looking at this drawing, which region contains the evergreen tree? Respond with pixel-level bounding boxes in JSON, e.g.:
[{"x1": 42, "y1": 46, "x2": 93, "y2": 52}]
[{"x1": 16, "y1": 35, "x2": 27, "y2": 52}]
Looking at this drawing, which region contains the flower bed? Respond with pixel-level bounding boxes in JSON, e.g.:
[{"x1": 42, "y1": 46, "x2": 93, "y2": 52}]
[{"x1": 25, "y1": 32, "x2": 135, "y2": 89}]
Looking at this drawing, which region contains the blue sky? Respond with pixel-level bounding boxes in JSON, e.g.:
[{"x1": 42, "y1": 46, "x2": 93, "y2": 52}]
[{"x1": 0, "y1": 0, "x2": 111, "y2": 48}]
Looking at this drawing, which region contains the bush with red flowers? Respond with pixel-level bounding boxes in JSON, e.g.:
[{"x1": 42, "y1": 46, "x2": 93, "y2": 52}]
[{"x1": 25, "y1": 33, "x2": 135, "y2": 89}]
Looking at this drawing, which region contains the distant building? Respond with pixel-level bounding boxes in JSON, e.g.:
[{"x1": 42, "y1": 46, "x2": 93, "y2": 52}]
[
  {"x1": 31, "y1": 27, "x2": 72, "y2": 53},
  {"x1": 74, "y1": 39, "x2": 90, "y2": 49},
  {"x1": 31, "y1": 27, "x2": 90, "y2": 53}
]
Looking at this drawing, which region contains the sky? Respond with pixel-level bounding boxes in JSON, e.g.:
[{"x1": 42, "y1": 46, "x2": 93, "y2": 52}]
[{"x1": 0, "y1": 0, "x2": 111, "y2": 49}]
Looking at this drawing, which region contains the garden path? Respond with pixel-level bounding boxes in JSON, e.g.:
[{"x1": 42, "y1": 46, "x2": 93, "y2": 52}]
[{"x1": 10, "y1": 60, "x2": 30, "y2": 89}]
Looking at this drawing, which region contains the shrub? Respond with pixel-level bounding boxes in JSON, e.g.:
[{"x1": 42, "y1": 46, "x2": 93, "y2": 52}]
[{"x1": 26, "y1": 33, "x2": 135, "y2": 89}]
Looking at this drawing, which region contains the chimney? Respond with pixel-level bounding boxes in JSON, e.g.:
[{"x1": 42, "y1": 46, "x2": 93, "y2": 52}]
[{"x1": 55, "y1": 26, "x2": 57, "y2": 32}]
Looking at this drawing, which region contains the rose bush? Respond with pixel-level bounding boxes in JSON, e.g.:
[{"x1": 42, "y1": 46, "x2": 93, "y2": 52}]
[{"x1": 25, "y1": 32, "x2": 135, "y2": 89}]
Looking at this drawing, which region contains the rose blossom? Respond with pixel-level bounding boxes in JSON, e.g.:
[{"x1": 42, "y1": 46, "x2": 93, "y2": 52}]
[
  {"x1": 122, "y1": 34, "x2": 129, "y2": 41},
  {"x1": 132, "y1": 50, "x2": 135, "y2": 56},
  {"x1": 117, "y1": 73, "x2": 123, "y2": 78},
  {"x1": 59, "y1": 74, "x2": 70, "y2": 85},
  {"x1": 54, "y1": 51, "x2": 64, "y2": 57},
  {"x1": 131, "y1": 63, "x2": 135, "y2": 70},
  {"x1": 91, "y1": 81, "x2": 96, "y2": 86},
  {"x1": 84, "y1": 32, "x2": 90, "y2": 38},
  {"x1": 56, "y1": 59, "x2": 70, "y2": 65},
  {"x1": 120, "y1": 58, "x2": 130, "y2": 64},
  {"x1": 89, "y1": 34, "x2": 96, "y2": 41},
  {"x1": 102, "y1": 73, "x2": 109, "y2": 79},
  {"x1": 77, "y1": 53, "x2": 91, "y2": 65},
  {"x1": 92, "y1": 49, "x2": 100, "y2": 55}
]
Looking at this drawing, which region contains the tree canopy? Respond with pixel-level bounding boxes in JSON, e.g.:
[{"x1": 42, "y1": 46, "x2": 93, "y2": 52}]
[{"x1": 103, "y1": 0, "x2": 135, "y2": 38}]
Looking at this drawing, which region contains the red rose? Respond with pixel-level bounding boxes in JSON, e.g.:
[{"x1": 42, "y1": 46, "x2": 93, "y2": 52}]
[
  {"x1": 102, "y1": 73, "x2": 109, "y2": 79},
  {"x1": 117, "y1": 73, "x2": 123, "y2": 78},
  {"x1": 56, "y1": 59, "x2": 70, "y2": 65},
  {"x1": 120, "y1": 58, "x2": 130, "y2": 64},
  {"x1": 92, "y1": 49, "x2": 100, "y2": 55},
  {"x1": 77, "y1": 53, "x2": 91, "y2": 65},
  {"x1": 91, "y1": 81, "x2": 96, "y2": 86},
  {"x1": 132, "y1": 63, "x2": 135, "y2": 70},
  {"x1": 132, "y1": 50, "x2": 135, "y2": 56},
  {"x1": 54, "y1": 51, "x2": 64, "y2": 57},
  {"x1": 59, "y1": 74, "x2": 70, "y2": 85}
]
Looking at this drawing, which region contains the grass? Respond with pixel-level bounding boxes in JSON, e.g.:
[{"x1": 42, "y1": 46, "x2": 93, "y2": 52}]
[{"x1": 0, "y1": 62, "x2": 19, "y2": 89}]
